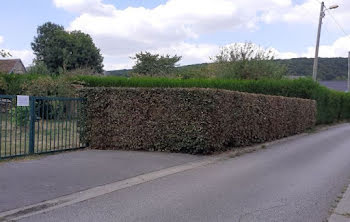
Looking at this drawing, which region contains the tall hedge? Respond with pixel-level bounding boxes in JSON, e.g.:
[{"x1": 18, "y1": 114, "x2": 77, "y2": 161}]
[
  {"x1": 80, "y1": 87, "x2": 316, "y2": 154},
  {"x1": 76, "y1": 76, "x2": 350, "y2": 124}
]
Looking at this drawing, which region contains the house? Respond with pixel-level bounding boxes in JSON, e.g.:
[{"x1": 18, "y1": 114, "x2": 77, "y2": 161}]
[{"x1": 0, "y1": 59, "x2": 26, "y2": 74}]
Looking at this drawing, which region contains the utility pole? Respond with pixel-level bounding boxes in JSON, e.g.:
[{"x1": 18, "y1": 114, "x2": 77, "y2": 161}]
[
  {"x1": 348, "y1": 51, "x2": 350, "y2": 92},
  {"x1": 312, "y1": 1, "x2": 325, "y2": 81}
]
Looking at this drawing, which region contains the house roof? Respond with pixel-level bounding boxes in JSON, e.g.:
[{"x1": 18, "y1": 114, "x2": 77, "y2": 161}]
[
  {"x1": 320, "y1": 81, "x2": 348, "y2": 92},
  {"x1": 0, "y1": 59, "x2": 25, "y2": 73}
]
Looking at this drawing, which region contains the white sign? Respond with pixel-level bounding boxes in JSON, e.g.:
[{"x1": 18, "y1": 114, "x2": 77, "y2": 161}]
[{"x1": 17, "y1": 95, "x2": 29, "y2": 107}]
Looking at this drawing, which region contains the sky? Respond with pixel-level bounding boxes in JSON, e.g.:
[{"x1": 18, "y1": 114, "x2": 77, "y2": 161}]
[{"x1": 1, "y1": 0, "x2": 350, "y2": 70}]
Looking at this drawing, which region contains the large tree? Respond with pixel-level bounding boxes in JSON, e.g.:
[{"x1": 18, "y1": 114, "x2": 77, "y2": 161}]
[
  {"x1": 31, "y1": 22, "x2": 103, "y2": 74},
  {"x1": 131, "y1": 51, "x2": 182, "y2": 76}
]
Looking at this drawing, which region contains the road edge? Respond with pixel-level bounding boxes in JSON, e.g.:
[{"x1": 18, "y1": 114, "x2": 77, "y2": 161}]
[
  {"x1": 329, "y1": 182, "x2": 350, "y2": 222},
  {"x1": 0, "y1": 122, "x2": 348, "y2": 221}
]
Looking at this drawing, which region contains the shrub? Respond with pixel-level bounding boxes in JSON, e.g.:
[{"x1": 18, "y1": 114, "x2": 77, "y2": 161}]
[
  {"x1": 0, "y1": 76, "x2": 8, "y2": 94},
  {"x1": 11, "y1": 106, "x2": 30, "y2": 127},
  {"x1": 22, "y1": 76, "x2": 75, "y2": 97},
  {"x1": 210, "y1": 42, "x2": 287, "y2": 80},
  {"x1": 80, "y1": 87, "x2": 316, "y2": 154},
  {"x1": 210, "y1": 60, "x2": 286, "y2": 80},
  {"x1": 63, "y1": 67, "x2": 103, "y2": 76},
  {"x1": 26, "y1": 61, "x2": 51, "y2": 75},
  {"x1": 1, "y1": 73, "x2": 40, "y2": 95}
]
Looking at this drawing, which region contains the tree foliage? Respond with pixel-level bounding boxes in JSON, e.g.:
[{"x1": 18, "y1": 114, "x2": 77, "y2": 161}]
[
  {"x1": 131, "y1": 51, "x2": 182, "y2": 76},
  {"x1": 31, "y1": 22, "x2": 104, "y2": 74},
  {"x1": 0, "y1": 49, "x2": 11, "y2": 58},
  {"x1": 26, "y1": 61, "x2": 50, "y2": 75},
  {"x1": 210, "y1": 42, "x2": 286, "y2": 80},
  {"x1": 213, "y1": 42, "x2": 275, "y2": 62}
]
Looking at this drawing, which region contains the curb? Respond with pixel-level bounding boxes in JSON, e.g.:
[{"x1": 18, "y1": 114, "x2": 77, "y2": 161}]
[
  {"x1": 0, "y1": 122, "x2": 348, "y2": 221},
  {"x1": 329, "y1": 183, "x2": 350, "y2": 222}
]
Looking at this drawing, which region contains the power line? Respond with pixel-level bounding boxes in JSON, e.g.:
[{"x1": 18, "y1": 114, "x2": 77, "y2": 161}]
[
  {"x1": 312, "y1": 1, "x2": 350, "y2": 39},
  {"x1": 324, "y1": 8, "x2": 350, "y2": 38}
]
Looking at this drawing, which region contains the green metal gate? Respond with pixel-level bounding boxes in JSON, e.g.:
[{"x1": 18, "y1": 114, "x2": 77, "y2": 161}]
[{"x1": 0, "y1": 95, "x2": 87, "y2": 159}]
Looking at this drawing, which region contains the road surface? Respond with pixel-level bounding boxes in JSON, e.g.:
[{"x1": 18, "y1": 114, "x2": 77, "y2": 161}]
[{"x1": 14, "y1": 124, "x2": 350, "y2": 221}]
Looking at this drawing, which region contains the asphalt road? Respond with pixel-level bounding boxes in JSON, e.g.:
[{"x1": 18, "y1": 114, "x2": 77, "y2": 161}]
[
  {"x1": 18, "y1": 124, "x2": 350, "y2": 221},
  {"x1": 0, "y1": 150, "x2": 201, "y2": 212}
]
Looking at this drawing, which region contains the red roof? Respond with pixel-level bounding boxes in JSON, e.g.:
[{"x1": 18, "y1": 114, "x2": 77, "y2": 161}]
[{"x1": 0, "y1": 59, "x2": 24, "y2": 73}]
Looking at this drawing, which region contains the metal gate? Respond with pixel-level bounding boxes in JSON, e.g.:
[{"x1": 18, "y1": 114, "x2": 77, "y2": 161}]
[{"x1": 0, "y1": 95, "x2": 87, "y2": 159}]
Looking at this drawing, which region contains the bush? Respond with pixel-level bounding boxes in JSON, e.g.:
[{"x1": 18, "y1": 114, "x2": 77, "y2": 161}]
[
  {"x1": 75, "y1": 76, "x2": 350, "y2": 124},
  {"x1": 80, "y1": 87, "x2": 316, "y2": 154},
  {"x1": 22, "y1": 76, "x2": 75, "y2": 97},
  {"x1": 210, "y1": 42, "x2": 287, "y2": 80},
  {"x1": 0, "y1": 73, "x2": 41, "y2": 95},
  {"x1": 11, "y1": 106, "x2": 30, "y2": 127},
  {"x1": 210, "y1": 60, "x2": 286, "y2": 80},
  {"x1": 0, "y1": 76, "x2": 8, "y2": 94},
  {"x1": 26, "y1": 61, "x2": 51, "y2": 75}
]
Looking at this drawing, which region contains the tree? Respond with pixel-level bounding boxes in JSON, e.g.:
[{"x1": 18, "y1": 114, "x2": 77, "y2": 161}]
[
  {"x1": 26, "y1": 61, "x2": 50, "y2": 75},
  {"x1": 31, "y1": 22, "x2": 104, "y2": 74},
  {"x1": 131, "y1": 51, "x2": 182, "y2": 76},
  {"x1": 211, "y1": 42, "x2": 286, "y2": 80}
]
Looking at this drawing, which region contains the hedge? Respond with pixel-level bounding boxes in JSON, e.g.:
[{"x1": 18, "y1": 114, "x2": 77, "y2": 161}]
[
  {"x1": 80, "y1": 87, "x2": 316, "y2": 154},
  {"x1": 75, "y1": 76, "x2": 350, "y2": 124}
]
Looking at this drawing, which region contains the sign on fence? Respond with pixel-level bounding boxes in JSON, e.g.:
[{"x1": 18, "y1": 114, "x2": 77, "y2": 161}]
[
  {"x1": 17, "y1": 95, "x2": 29, "y2": 107},
  {"x1": 0, "y1": 95, "x2": 87, "y2": 159}
]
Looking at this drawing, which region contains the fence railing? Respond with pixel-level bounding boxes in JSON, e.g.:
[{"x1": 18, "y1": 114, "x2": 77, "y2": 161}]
[{"x1": 0, "y1": 95, "x2": 87, "y2": 159}]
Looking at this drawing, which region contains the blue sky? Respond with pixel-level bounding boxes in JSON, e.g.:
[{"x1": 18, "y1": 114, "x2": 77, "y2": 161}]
[{"x1": 1, "y1": 0, "x2": 349, "y2": 70}]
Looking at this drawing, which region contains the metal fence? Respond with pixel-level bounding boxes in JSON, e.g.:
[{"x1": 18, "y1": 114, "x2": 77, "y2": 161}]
[{"x1": 0, "y1": 95, "x2": 87, "y2": 159}]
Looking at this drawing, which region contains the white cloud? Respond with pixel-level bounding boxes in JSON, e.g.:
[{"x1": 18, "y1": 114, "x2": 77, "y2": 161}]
[
  {"x1": 2, "y1": 49, "x2": 35, "y2": 67},
  {"x1": 274, "y1": 0, "x2": 350, "y2": 32},
  {"x1": 53, "y1": 0, "x2": 115, "y2": 15},
  {"x1": 102, "y1": 42, "x2": 219, "y2": 70},
  {"x1": 302, "y1": 35, "x2": 350, "y2": 57},
  {"x1": 52, "y1": 0, "x2": 350, "y2": 70},
  {"x1": 269, "y1": 48, "x2": 299, "y2": 59},
  {"x1": 54, "y1": 0, "x2": 296, "y2": 69},
  {"x1": 0, "y1": 36, "x2": 33, "y2": 66},
  {"x1": 103, "y1": 42, "x2": 300, "y2": 70},
  {"x1": 281, "y1": 0, "x2": 319, "y2": 24},
  {"x1": 60, "y1": 1, "x2": 291, "y2": 51}
]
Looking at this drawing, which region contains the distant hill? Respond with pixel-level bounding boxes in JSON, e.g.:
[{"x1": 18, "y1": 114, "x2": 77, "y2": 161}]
[
  {"x1": 106, "y1": 69, "x2": 130, "y2": 77},
  {"x1": 106, "y1": 58, "x2": 348, "y2": 80},
  {"x1": 276, "y1": 57, "x2": 348, "y2": 80}
]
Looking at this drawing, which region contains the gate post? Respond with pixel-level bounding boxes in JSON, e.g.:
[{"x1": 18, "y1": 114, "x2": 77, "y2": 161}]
[{"x1": 29, "y1": 96, "x2": 36, "y2": 154}]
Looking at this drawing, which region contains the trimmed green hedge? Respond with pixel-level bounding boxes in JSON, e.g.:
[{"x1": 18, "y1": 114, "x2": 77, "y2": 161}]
[
  {"x1": 80, "y1": 87, "x2": 316, "y2": 154},
  {"x1": 76, "y1": 76, "x2": 350, "y2": 124},
  {"x1": 0, "y1": 73, "x2": 348, "y2": 124}
]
